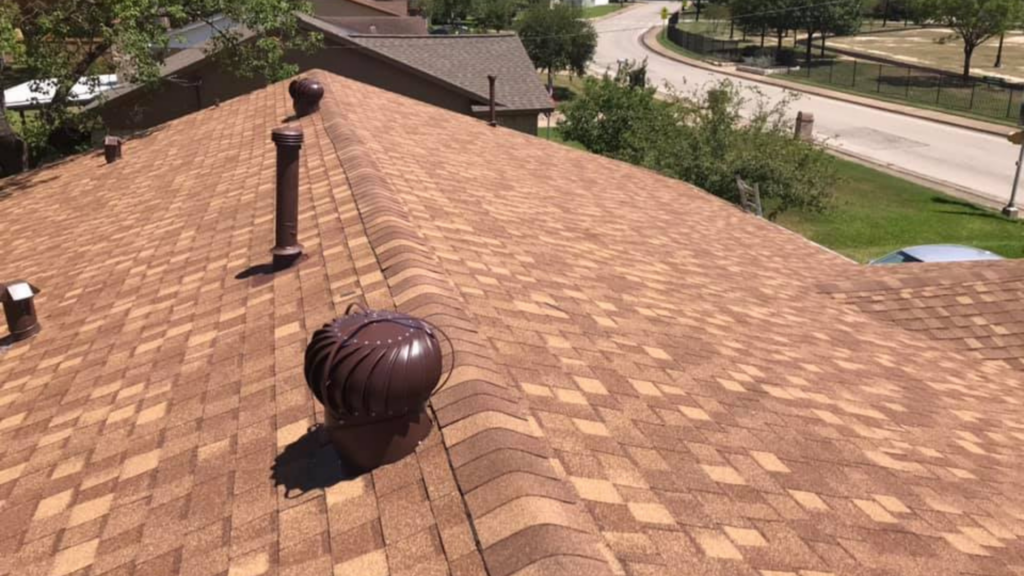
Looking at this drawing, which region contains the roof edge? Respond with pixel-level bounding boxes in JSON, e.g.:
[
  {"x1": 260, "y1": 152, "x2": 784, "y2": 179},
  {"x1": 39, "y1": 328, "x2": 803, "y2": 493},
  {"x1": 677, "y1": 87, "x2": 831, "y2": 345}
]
[
  {"x1": 309, "y1": 69, "x2": 616, "y2": 576},
  {"x1": 299, "y1": 13, "x2": 500, "y2": 108}
]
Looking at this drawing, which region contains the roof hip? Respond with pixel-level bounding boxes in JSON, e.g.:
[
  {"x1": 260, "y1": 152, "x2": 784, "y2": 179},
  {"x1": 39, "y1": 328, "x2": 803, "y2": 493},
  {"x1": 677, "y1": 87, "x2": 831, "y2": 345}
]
[{"x1": 311, "y1": 71, "x2": 616, "y2": 576}]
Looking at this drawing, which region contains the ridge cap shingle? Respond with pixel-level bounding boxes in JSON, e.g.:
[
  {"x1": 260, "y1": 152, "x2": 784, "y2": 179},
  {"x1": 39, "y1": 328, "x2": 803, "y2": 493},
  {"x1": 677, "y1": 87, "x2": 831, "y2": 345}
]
[{"x1": 309, "y1": 70, "x2": 616, "y2": 576}]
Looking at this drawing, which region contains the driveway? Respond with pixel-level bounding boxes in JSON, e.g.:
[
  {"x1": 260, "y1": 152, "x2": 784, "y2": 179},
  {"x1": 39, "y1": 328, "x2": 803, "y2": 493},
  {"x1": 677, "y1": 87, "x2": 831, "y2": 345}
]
[{"x1": 593, "y1": 2, "x2": 1020, "y2": 206}]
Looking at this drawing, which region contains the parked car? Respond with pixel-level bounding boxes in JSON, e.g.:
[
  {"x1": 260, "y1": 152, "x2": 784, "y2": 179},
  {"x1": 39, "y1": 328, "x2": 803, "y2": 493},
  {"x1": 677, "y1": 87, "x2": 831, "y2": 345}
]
[{"x1": 869, "y1": 244, "x2": 1005, "y2": 265}]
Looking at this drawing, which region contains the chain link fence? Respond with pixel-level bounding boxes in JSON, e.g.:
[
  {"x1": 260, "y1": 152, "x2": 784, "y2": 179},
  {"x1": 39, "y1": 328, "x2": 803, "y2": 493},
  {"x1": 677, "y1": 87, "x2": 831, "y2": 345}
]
[
  {"x1": 666, "y1": 26, "x2": 742, "y2": 59},
  {"x1": 663, "y1": 11, "x2": 1023, "y2": 122},
  {"x1": 786, "y1": 58, "x2": 1024, "y2": 122}
]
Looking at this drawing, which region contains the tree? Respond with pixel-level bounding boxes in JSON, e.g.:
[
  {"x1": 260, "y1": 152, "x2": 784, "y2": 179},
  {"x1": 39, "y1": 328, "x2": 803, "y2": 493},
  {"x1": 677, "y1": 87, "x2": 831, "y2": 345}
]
[
  {"x1": 559, "y1": 68, "x2": 838, "y2": 219},
  {"x1": 472, "y1": 0, "x2": 522, "y2": 31},
  {"x1": 917, "y1": 0, "x2": 1022, "y2": 77},
  {"x1": 794, "y1": 0, "x2": 862, "y2": 65},
  {"x1": 516, "y1": 4, "x2": 597, "y2": 91},
  {"x1": 419, "y1": 0, "x2": 475, "y2": 25},
  {"x1": 0, "y1": 2, "x2": 24, "y2": 112},
  {"x1": 730, "y1": 0, "x2": 796, "y2": 55},
  {"x1": 0, "y1": 0, "x2": 321, "y2": 157}
]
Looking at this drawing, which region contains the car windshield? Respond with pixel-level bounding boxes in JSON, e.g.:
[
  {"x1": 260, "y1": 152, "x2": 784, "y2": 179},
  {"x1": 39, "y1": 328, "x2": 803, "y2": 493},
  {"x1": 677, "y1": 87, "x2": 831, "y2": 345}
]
[{"x1": 873, "y1": 250, "x2": 922, "y2": 264}]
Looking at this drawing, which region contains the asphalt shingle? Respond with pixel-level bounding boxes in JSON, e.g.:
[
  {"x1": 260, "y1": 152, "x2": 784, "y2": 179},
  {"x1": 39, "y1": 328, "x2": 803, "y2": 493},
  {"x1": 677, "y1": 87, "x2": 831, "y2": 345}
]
[
  {"x1": 344, "y1": 33, "x2": 556, "y2": 112},
  {"x1": 1, "y1": 70, "x2": 1023, "y2": 576}
]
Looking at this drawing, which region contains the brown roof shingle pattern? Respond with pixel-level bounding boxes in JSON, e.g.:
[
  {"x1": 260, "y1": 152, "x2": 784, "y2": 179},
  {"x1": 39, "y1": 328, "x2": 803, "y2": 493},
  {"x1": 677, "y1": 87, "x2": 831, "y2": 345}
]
[
  {"x1": 820, "y1": 260, "x2": 1024, "y2": 372},
  {"x1": 343, "y1": 33, "x2": 555, "y2": 112},
  {"x1": 1, "y1": 70, "x2": 1023, "y2": 576},
  {"x1": 320, "y1": 15, "x2": 428, "y2": 35}
]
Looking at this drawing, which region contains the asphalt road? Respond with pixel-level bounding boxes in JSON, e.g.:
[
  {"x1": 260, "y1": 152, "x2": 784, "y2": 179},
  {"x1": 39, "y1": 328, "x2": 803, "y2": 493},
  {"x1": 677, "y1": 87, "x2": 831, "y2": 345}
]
[{"x1": 593, "y1": 2, "x2": 1020, "y2": 206}]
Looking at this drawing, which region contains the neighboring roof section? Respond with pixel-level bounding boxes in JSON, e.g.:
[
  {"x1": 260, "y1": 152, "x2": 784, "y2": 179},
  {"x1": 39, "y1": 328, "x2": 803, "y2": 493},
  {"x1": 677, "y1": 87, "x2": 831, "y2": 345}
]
[
  {"x1": 313, "y1": 0, "x2": 408, "y2": 17},
  {"x1": 320, "y1": 15, "x2": 428, "y2": 34},
  {"x1": 820, "y1": 260, "x2": 1024, "y2": 371},
  {"x1": 89, "y1": 28, "x2": 257, "y2": 110},
  {"x1": 345, "y1": 33, "x2": 555, "y2": 112}
]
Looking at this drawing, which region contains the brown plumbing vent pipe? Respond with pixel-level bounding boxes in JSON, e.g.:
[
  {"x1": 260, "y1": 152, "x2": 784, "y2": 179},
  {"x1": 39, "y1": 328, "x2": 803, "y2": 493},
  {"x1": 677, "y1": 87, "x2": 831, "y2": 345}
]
[
  {"x1": 271, "y1": 126, "x2": 304, "y2": 270},
  {"x1": 104, "y1": 136, "x2": 122, "y2": 164},
  {"x1": 487, "y1": 75, "x2": 497, "y2": 127}
]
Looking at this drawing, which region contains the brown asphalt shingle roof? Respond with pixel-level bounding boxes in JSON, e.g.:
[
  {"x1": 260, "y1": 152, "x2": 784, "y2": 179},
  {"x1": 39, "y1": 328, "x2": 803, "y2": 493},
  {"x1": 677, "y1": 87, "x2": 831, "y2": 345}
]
[
  {"x1": 343, "y1": 33, "x2": 555, "y2": 112},
  {"x1": 319, "y1": 15, "x2": 428, "y2": 35},
  {"x1": 820, "y1": 260, "x2": 1024, "y2": 372},
  {"x1": 1, "y1": 70, "x2": 1024, "y2": 576}
]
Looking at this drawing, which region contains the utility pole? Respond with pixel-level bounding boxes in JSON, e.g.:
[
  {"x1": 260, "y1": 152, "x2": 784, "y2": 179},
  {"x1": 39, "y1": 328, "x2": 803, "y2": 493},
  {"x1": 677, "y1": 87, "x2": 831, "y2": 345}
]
[{"x1": 1003, "y1": 104, "x2": 1024, "y2": 219}]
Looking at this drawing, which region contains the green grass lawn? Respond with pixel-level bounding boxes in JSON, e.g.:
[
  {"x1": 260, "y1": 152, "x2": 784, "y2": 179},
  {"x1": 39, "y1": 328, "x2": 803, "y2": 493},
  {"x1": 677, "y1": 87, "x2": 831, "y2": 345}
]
[
  {"x1": 776, "y1": 159, "x2": 1024, "y2": 262},
  {"x1": 582, "y1": 3, "x2": 623, "y2": 18},
  {"x1": 539, "y1": 128, "x2": 1023, "y2": 262},
  {"x1": 540, "y1": 72, "x2": 587, "y2": 103},
  {"x1": 782, "y1": 59, "x2": 1021, "y2": 126},
  {"x1": 831, "y1": 28, "x2": 1024, "y2": 85}
]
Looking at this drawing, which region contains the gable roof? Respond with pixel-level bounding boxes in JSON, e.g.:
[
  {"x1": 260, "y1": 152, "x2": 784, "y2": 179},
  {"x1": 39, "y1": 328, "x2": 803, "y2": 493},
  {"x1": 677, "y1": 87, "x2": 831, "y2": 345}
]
[
  {"x1": 88, "y1": 28, "x2": 258, "y2": 110},
  {"x1": 819, "y1": 260, "x2": 1024, "y2": 372},
  {"x1": 336, "y1": 0, "x2": 407, "y2": 17},
  {"x1": 93, "y1": 15, "x2": 552, "y2": 118},
  {"x1": 2, "y1": 71, "x2": 1024, "y2": 576},
  {"x1": 319, "y1": 15, "x2": 428, "y2": 35},
  {"x1": 299, "y1": 13, "x2": 554, "y2": 113},
  {"x1": 344, "y1": 33, "x2": 555, "y2": 112}
]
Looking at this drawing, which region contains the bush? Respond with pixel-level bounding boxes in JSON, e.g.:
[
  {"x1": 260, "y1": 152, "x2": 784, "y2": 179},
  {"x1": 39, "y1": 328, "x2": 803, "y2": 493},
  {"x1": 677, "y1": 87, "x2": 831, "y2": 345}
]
[
  {"x1": 558, "y1": 62, "x2": 675, "y2": 165},
  {"x1": 4, "y1": 109, "x2": 99, "y2": 168},
  {"x1": 775, "y1": 47, "x2": 799, "y2": 66},
  {"x1": 559, "y1": 66, "x2": 838, "y2": 219}
]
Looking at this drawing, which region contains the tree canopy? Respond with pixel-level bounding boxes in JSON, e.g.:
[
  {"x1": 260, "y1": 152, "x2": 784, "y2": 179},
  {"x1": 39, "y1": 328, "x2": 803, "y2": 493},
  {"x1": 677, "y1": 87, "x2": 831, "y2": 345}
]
[
  {"x1": 471, "y1": 0, "x2": 523, "y2": 31},
  {"x1": 794, "y1": 0, "x2": 863, "y2": 62},
  {"x1": 916, "y1": 0, "x2": 1022, "y2": 76},
  {"x1": 1, "y1": 0, "x2": 321, "y2": 158},
  {"x1": 417, "y1": 0, "x2": 474, "y2": 25},
  {"x1": 515, "y1": 3, "x2": 597, "y2": 90}
]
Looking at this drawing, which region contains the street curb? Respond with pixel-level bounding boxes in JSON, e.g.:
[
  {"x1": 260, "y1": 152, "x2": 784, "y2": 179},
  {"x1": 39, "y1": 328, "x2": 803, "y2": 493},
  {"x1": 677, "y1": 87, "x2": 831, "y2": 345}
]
[
  {"x1": 587, "y1": 1, "x2": 647, "y2": 23},
  {"x1": 640, "y1": 26, "x2": 1014, "y2": 138}
]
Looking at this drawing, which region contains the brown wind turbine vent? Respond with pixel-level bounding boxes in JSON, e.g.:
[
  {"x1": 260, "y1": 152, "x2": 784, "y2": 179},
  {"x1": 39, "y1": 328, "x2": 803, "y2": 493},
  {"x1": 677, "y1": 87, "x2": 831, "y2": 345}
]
[
  {"x1": 289, "y1": 78, "x2": 325, "y2": 118},
  {"x1": 487, "y1": 74, "x2": 497, "y2": 127},
  {"x1": 271, "y1": 126, "x2": 304, "y2": 270}
]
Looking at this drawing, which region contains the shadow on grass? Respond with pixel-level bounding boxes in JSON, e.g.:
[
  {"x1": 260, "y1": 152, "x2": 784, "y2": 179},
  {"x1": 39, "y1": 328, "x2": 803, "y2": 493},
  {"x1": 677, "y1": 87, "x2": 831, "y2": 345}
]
[
  {"x1": 934, "y1": 209, "x2": 1010, "y2": 221},
  {"x1": 930, "y1": 196, "x2": 1016, "y2": 221},
  {"x1": 552, "y1": 86, "x2": 576, "y2": 102},
  {"x1": 930, "y1": 196, "x2": 983, "y2": 211}
]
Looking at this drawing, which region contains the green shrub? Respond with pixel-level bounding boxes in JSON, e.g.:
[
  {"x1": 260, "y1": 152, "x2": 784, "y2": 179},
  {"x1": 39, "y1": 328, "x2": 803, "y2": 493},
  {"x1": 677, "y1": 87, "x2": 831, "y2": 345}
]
[{"x1": 559, "y1": 62, "x2": 839, "y2": 219}]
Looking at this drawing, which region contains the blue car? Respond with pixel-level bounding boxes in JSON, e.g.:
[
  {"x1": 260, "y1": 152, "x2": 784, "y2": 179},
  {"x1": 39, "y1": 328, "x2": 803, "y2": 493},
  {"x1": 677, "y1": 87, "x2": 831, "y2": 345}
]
[{"x1": 869, "y1": 244, "x2": 1005, "y2": 265}]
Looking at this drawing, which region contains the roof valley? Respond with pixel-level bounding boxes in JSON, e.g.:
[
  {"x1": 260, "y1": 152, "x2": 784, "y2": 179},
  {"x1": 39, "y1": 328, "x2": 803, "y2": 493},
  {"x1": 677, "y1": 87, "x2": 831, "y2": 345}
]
[{"x1": 313, "y1": 72, "x2": 618, "y2": 576}]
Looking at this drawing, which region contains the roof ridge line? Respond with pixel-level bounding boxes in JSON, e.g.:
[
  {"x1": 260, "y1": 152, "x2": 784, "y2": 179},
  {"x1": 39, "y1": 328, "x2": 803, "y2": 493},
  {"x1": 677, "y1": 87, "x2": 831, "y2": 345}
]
[{"x1": 310, "y1": 71, "x2": 617, "y2": 576}]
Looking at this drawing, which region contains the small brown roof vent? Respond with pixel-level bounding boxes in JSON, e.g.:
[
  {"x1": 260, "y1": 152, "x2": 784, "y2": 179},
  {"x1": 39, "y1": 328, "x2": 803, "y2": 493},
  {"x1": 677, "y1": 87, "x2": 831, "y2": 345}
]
[
  {"x1": 487, "y1": 74, "x2": 497, "y2": 127},
  {"x1": 104, "y1": 136, "x2": 122, "y2": 164},
  {"x1": 304, "y1": 304, "x2": 450, "y2": 472},
  {"x1": 288, "y1": 78, "x2": 324, "y2": 118},
  {"x1": 1, "y1": 281, "x2": 41, "y2": 342}
]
